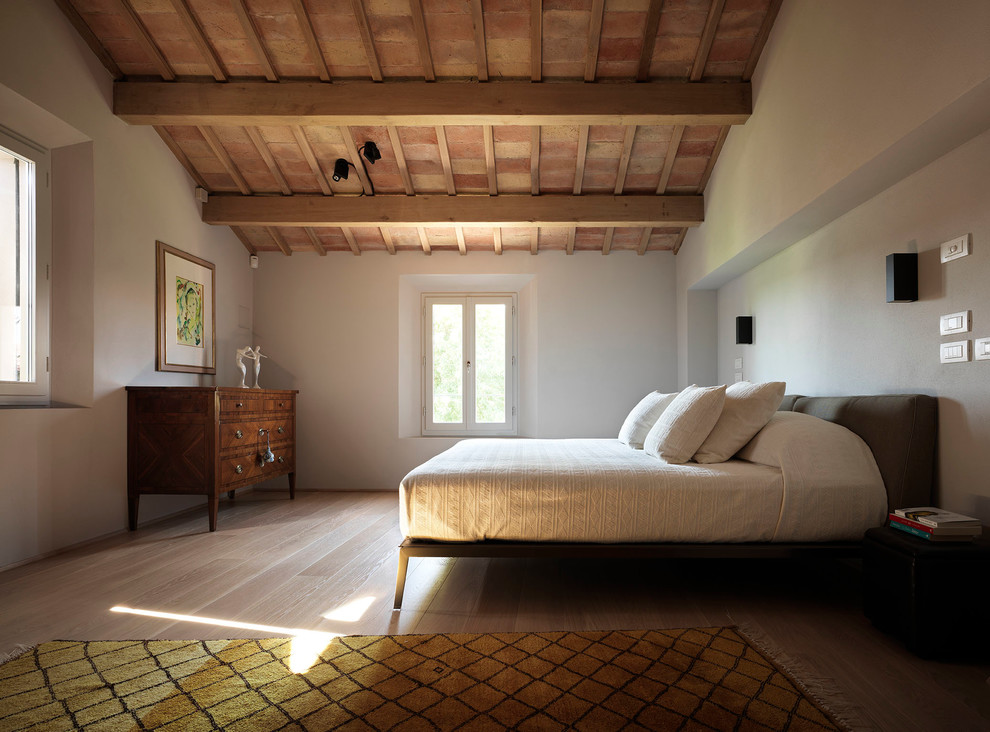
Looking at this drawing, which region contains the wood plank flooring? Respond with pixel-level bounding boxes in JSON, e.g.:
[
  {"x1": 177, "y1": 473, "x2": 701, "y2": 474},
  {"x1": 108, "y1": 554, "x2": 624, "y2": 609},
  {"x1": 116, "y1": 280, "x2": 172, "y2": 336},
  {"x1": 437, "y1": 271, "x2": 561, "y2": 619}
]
[{"x1": 1, "y1": 491, "x2": 988, "y2": 730}]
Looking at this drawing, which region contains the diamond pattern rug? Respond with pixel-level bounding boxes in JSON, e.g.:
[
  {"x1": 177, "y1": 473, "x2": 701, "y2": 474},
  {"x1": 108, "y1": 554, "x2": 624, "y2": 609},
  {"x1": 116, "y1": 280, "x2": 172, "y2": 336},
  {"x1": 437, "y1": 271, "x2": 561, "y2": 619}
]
[{"x1": 0, "y1": 627, "x2": 845, "y2": 730}]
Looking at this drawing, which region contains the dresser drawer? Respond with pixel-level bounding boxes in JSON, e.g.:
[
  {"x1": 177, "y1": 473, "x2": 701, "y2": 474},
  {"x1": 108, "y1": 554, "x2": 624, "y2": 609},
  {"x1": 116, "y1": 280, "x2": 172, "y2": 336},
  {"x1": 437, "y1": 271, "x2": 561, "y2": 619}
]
[
  {"x1": 221, "y1": 394, "x2": 265, "y2": 416},
  {"x1": 221, "y1": 448, "x2": 294, "y2": 487},
  {"x1": 220, "y1": 418, "x2": 294, "y2": 450}
]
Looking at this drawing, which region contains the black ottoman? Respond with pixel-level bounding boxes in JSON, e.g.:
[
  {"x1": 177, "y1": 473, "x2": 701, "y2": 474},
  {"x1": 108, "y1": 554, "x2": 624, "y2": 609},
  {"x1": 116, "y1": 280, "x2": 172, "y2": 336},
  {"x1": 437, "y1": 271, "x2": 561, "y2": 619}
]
[{"x1": 862, "y1": 525, "x2": 990, "y2": 658}]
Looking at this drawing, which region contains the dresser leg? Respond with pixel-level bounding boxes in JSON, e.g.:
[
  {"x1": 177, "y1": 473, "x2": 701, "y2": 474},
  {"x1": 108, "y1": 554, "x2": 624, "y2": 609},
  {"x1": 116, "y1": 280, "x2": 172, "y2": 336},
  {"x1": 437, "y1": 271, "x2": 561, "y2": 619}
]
[
  {"x1": 288, "y1": 472, "x2": 296, "y2": 499},
  {"x1": 128, "y1": 494, "x2": 140, "y2": 531},
  {"x1": 208, "y1": 495, "x2": 219, "y2": 532},
  {"x1": 227, "y1": 490, "x2": 235, "y2": 499}
]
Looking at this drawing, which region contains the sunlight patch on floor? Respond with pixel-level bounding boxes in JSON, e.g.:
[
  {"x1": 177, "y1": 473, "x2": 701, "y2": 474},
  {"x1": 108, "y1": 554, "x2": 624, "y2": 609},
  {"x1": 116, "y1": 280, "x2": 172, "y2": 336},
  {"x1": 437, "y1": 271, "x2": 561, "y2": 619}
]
[
  {"x1": 109, "y1": 605, "x2": 341, "y2": 673},
  {"x1": 322, "y1": 595, "x2": 376, "y2": 622}
]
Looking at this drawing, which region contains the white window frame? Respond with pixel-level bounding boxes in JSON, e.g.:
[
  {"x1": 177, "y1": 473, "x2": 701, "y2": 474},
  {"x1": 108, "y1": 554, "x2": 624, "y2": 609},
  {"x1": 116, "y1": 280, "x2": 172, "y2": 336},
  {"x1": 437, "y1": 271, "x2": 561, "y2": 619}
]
[
  {"x1": 422, "y1": 293, "x2": 517, "y2": 436},
  {"x1": 0, "y1": 127, "x2": 50, "y2": 405}
]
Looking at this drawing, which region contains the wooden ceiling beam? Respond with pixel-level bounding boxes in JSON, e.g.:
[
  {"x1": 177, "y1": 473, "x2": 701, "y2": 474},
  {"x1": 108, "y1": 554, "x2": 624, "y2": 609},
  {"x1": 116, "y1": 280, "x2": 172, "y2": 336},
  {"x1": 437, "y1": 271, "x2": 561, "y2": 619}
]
[
  {"x1": 199, "y1": 126, "x2": 251, "y2": 194},
  {"x1": 304, "y1": 227, "x2": 327, "y2": 255},
  {"x1": 698, "y1": 125, "x2": 730, "y2": 192},
  {"x1": 291, "y1": 126, "x2": 333, "y2": 195},
  {"x1": 153, "y1": 126, "x2": 209, "y2": 189},
  {"x1": 267, "y1": 226, "x2": 292, "y2": 255},
  {"x1": 117, "y1": 0, "x2": 175, "y2": 80},
  {"x1": 417, "y1": 226, "x2": 432, "y2": 255},
  {"x1": 530, "y1": 126, "x2": 541, "y2": 195},
  {"x1": 530, "y1": 227, "x2": 539, "y2": 255},
  {"x1": 245, "y1": 126, "x2": 291, "y2": 195},
  {"x1": 340, "y1": 227, "x2": 361, "y2": 255},
  {"x1": 602, "y1": 226, "x2": 614, "y2": 255},
  {"x1": 435, "y1": 126, "x2": 456, "y2": 195},
  {"x1": 455, "y1": 227, "x2": 467, "y2": 255},
  {"x1": 573, "y1": 125, "x2": 589, "y2": 195},
  {"x1": 408, "y1": 0, "x2": 436, "y2": 82},
  {"x1": 585, "y1": 0, "x2": 605, "y2": 82},
  {"x1": 493, "y1": 227, "x2": 502, "y2": 255},
  {"x1": 53, "y1": 0, "x2": 123, "y2": 79},
  {"x1": 484, "y1": 125, "x2": 497, "y2": 195},
  {"x1": 231, "y1": 226, "x2": 257, "y2": 254},
  {"x1": 350, "y1": 0, "x2": 383, "y2": 81},
  {"x1": 637, "y1": 227, "x2": 652, "y2": 255},
  {"x1": 656, "y1": 125, "x2": 684, "y2": 194},
  {"x1": 387, "y1": 126, "x2": 415, "y2": 195},
  {"x1": 289, "y1": 0, "x2": 331, "y2": 82},
  {"x1": 471, "y1": 0, "x2": 489, "y2": 82},
  {"x1": 114, "y1": 81, "x2": 752, "y2": 127},
  {"x1": 202, "y1": 194, "x2": 705, "y2": 228},
  {"x1": 637, "y1": 0, "x2": 664, "y2": 81},
  {"x1": 691, "y1": 0, "x2": 726, "y2": 81},
  {"x1": 672, "y1": 227, "x2": 688, "y2": 255},
  {"x1": 565, "y1": 228, "x2": 575, "y2": 255},
  {"x1": 381, "y1": 228, "x2": 397, "y2": 254},
  {"x1": 743, "y1": 0, "x2": 783, "y2": 81},
  {"x1": 230, "y1": 0, "x2": 278, "y2": 81},
  {"x1": 169, "y1": 0, "x2": 227, "y2": 81},
  {"x1": 340, "y1": 129, "x2": 374, "y2": 195},
  {"x1": 531, "y1": 0, "x2": 542, "y2": 82},
  {"x1": 614, "y1": 126, "x2": 636, "y2": 194}
]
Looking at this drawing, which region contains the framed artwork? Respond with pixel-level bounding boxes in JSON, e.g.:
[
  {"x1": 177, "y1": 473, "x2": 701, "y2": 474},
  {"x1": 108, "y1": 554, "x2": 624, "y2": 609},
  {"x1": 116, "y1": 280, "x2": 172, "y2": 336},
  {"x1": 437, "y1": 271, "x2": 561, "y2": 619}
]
[{"x1": 156, "y1": 241, "x2": 216, "y2": 374}]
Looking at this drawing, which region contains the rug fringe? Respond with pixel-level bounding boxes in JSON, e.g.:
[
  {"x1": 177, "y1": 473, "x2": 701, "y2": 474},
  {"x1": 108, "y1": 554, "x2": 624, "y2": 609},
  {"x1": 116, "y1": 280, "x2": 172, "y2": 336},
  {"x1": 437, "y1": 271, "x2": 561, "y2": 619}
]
[
  {"x1": 732, "y1": 622, "x2": 873, "y2": 732},
  {"x1": 0, "y1": 644, "x2": 35, "y2": 665}
]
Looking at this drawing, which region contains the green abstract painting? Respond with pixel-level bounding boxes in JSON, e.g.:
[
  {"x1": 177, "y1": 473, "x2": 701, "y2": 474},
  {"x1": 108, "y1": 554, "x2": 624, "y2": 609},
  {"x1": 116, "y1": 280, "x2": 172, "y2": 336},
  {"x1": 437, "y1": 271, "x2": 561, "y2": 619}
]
[{"x1": 176, "y1": 276, "x2": 204, "y2": 347}]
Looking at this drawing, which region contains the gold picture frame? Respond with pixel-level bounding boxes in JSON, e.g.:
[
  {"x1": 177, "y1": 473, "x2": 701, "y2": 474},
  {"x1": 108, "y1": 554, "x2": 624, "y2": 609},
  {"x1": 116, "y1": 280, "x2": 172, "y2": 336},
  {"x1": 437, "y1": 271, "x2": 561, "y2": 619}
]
[{"x1": 156, "y1": 241, "x2": 216, "y2": 374}]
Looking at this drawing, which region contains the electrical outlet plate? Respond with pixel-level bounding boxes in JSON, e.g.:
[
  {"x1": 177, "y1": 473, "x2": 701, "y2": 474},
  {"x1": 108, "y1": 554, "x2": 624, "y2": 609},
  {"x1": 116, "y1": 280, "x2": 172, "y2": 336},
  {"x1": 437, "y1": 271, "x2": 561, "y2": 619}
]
[
  {"x1": 733, "y1": 372, "x2": 744, "y2": 383},
  {"x1": 940, "y1": 340, "x2": 970, "y2": 364},
  {"x1": 940, "y1": 234, "x2": 970, "y2": 263},
  {"x1": 939, "y1": 310, "x2": 970, "y2": 335},
  {"x1": 975, "y1": 337, "x2": 990, "y2": 361}
]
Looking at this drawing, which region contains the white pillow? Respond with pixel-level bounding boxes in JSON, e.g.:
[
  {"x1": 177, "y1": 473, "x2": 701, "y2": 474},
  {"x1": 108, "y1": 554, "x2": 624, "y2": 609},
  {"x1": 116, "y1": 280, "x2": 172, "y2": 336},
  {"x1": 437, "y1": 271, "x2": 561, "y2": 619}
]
[
  {"x1": 618, "y1": 391, "x2": 679, "y2": 448},
  {"x1": 693, "y1": 381, "x2": 786, "y2": 464},
  {"x1": 644, "y1": 384, "x2": 726, "y2": 464}
]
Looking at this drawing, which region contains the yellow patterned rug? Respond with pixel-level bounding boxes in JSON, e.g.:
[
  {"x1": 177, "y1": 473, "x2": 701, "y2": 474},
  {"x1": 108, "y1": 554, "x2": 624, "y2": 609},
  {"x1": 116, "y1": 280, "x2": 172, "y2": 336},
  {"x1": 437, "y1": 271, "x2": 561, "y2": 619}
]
[{"x1": 0, "y1": 627, "x2": 846, "y2": 731}]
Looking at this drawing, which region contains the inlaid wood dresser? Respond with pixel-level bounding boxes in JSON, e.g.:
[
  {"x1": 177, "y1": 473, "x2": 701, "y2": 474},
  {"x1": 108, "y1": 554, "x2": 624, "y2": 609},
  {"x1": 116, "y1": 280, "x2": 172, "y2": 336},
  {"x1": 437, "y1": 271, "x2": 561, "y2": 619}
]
[{"x1": 126, "y1": 386, "x2": 297, "y2": 531}]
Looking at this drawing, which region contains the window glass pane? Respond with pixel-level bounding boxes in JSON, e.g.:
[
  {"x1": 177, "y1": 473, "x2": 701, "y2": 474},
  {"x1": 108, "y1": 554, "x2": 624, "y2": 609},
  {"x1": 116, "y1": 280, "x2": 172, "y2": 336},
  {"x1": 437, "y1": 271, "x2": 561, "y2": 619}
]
[
  {"x1": 432, "y1": 303, "x2": 462, "y2": 423},
  {"x1": 474, "y1": 303, "x2": 506, "y2": 423},
  {"x1": 0, "y1": 147, "x2": 33, "y2": 384}
]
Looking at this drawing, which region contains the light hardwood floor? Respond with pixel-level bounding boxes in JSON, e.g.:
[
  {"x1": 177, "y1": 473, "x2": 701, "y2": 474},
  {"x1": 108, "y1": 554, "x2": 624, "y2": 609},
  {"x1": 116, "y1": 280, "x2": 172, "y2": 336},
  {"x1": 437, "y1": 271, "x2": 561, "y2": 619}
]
[{"x1": 1, "y1": 491, "x2": 988, "y2": 730}]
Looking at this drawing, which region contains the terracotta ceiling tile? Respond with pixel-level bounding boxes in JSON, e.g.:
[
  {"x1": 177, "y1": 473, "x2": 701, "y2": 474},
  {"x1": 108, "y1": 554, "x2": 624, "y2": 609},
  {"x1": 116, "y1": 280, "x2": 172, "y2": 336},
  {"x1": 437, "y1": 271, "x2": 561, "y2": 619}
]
[
  {"x1": 406, "y1": 159, "x2": 444, "y2": 175},
  {"x1": 537, "y1": 229, "x2": 567, "y2": 250},
  {"x1": 492, "y1": 126, "x2": 530, "y2": 143},
  {"x1": 500, "y1": 228, "x2": 532, "y2": 250},
  {"x1": 130, "y1": 0, "x2": 175, "y2": 12},
  {"x1": 658, "y1": 9, "x2": 707, "y2": 36},
  {"x1": 496, "y1": 173, "x2": 530, "y2": 192},
  {"x1": 484, "y1": 10, "x2": 529, "y2": 38},
  {"x1": 574, "y1": 227, "x2": 605, "y2": 250},
  {"x1": 451, "y1": 159, "x2": 487, "y2": 175},
  {"x1": 716, "y1": 8, "x2": 764, "y2": 35},
  {"x1": 543, "y1": 0, "x2": 592, "y2": 10},
  {"x1": 80, "y1": 10, "x2": 137, "y2": 39},
  {"x1": 682, "y1": 125, "x2": 721, "y2": 140},
  {"x1": 677, "y1": 139, "x2": 716, "y2": 157},
  {"x1": 387, "y1": 228, "x2": 423, "y2": 251},
  {"x1": 73, "y1": 0, "x2": 125, "y2": 12},
  {"x1": 543, "y1": 10, "x2": 590, "y2": 42},
  {"x1": 705, "y1": 36, "x2": 752, "y2": 63},
  {"x1": 651, "y1": 34, "x2": 699, "y2": 64},
  {"x1": 668, "y1": 155, "x2": 707, "y2": 187},
  {"x1": 723, "y1": 0, "x2": 770, "y2": 11},
  {"x1": 307, "y1": 10, "x2": 362, "y2": 39}
]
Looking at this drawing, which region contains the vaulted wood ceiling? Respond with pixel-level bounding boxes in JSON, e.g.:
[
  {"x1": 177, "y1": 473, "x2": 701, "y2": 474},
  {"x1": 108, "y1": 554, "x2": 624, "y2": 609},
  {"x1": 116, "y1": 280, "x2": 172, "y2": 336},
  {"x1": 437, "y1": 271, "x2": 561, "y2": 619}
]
[{"x1": 57, "y1": 0, "x2": 781, "y2": 255}]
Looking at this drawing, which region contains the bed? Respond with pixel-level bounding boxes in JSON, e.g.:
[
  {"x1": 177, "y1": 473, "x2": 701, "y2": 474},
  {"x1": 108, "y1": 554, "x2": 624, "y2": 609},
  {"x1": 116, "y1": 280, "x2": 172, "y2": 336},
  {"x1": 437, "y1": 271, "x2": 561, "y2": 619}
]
[{"x1": 393, "y1": 394, "x2": 937, "y2": 608}]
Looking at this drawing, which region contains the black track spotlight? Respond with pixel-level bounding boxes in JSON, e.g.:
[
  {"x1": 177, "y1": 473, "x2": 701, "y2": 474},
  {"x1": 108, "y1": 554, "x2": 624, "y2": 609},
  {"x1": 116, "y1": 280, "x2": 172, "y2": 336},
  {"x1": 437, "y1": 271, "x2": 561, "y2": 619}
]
[
  {"x1": 360, "y1": 141, "x2": 381, "y2": 164},
  {"x1": 332, "y1": 158, "x2": 349, "y2": 182}
]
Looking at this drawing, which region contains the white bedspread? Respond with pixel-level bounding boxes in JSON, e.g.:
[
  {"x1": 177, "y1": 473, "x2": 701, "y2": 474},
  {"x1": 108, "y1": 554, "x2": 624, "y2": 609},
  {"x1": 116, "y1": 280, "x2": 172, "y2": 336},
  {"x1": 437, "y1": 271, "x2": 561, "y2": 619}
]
[{"x1": 399, "y1": 413, "x2": 887, "y2": 543}]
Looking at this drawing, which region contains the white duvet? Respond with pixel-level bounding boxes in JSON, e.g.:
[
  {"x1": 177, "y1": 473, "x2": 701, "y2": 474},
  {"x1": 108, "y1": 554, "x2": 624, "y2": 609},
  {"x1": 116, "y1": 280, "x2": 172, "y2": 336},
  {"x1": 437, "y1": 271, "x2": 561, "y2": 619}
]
[{"x1": 399, "y1": 412, "x2": 888, "y2": 543}]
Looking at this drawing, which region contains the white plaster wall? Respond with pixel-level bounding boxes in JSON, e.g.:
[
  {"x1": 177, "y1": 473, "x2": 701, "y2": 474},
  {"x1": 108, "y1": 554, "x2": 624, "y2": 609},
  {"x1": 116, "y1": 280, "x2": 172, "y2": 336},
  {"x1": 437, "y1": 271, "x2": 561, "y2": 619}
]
[
  {"x1": 0, "y1": 1, "x2": 253, "y2": 568},
  {"x1": 678, "y1": 0, "x2": 990, "y2": 293},
  {"x1": 252, "y1": 252, "x2": 677, "y2": 494},
  {"x1": 716, "y1": 128, "x2": 990, "y2": 520}
]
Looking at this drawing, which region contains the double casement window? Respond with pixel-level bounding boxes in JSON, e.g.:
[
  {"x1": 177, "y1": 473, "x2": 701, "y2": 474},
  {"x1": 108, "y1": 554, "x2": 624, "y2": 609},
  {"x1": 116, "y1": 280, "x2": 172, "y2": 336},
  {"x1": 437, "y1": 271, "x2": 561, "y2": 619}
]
[
  {"x1": 0, "y1": 129, "x2": 50, "y2": 405},
  {"x1": 422, "y1": 294, "x2": 517, "y2": 436}
]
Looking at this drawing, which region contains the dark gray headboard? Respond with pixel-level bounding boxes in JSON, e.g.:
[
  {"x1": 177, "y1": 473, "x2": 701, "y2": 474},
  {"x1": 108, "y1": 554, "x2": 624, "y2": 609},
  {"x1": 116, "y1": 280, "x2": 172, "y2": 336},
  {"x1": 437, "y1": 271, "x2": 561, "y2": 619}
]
[{"x1": 778, "y1": 394, "x2": 937, "y2": 510}]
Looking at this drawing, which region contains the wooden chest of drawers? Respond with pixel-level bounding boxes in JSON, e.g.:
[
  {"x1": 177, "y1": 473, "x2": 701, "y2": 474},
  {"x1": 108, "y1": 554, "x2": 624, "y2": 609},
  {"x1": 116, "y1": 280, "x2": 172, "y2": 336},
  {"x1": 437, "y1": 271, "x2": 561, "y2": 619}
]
[{"x1": 126, "y1": 386, "x2": 298, "y2": 531}]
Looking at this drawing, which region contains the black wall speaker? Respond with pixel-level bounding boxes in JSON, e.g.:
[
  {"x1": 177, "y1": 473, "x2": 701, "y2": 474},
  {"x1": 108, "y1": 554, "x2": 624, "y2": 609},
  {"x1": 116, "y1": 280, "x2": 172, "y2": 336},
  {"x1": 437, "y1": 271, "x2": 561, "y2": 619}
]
[
  {"x1": 736, "y1": 316, "x2": 754, "y2": 345},
  {"x1": 886, "y1": 253, "x2": 918, "y2": 303}
]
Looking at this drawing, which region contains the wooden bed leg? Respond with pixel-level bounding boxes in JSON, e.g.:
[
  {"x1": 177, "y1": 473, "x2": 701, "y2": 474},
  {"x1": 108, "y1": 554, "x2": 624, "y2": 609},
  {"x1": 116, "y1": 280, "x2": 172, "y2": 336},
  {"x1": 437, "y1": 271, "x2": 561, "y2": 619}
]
[{"x1": 393, "y1": 547, "x2": 410, "y2": 610}]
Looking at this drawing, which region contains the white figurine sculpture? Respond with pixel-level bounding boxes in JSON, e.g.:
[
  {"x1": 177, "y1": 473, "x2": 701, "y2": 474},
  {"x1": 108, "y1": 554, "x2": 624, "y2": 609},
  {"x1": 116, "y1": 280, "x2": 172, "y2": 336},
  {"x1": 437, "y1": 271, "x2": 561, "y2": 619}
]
[{"x1": 235, "y1": 346, "x2": 269, "y2": 389}]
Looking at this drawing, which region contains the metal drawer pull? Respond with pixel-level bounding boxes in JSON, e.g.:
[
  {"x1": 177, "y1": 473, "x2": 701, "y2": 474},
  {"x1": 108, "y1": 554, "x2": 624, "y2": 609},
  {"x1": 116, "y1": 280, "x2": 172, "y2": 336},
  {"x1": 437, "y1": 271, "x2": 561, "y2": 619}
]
[
  {"x1": 235, "y1": 464, "x2": 243, "y2": 474},
  {"x1": 234, "y1": 430, "x2": 243, "y2": 439},
  {"x1": 279, "y1": 402, "x2": 285, "y2": 407},
  {"x1": 259, "y1": 428, "x2": 267, "y2": 436},
  {"x1": 277, "y1": 426, "x2": 285, "y2": 434},
  {"x1": 277, "y1": 456, "x2": 285, "y2": 464},
  {"x1": 236, "y1": 402, "x2": 243, "y2": 408}
]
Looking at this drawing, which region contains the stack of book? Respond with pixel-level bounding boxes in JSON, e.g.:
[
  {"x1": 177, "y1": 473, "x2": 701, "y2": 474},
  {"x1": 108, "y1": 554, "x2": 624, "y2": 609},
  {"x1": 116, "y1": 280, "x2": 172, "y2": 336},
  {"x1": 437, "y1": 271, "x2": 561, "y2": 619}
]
[{"x1": 888, "y1": 507, "x2": 983, "y2": 542}]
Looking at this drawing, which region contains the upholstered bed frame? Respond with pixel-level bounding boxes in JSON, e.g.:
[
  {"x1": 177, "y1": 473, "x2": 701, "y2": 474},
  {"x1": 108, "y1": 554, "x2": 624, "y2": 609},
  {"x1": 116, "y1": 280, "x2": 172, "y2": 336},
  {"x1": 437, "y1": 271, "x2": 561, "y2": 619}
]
[{"x1": 393, "y1": 394, "x2": 937, "y2": 609}]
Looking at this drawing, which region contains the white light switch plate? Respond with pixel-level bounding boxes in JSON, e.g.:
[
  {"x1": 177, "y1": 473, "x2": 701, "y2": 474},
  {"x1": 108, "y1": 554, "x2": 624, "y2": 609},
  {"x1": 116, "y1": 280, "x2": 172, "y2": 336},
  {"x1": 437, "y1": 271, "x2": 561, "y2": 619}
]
[
  {"x1": 940, "y1": 234, "x2": 970, "y2": 263},
  {"x1": 733, "y1": 372, "x2": 744, "y2": 383},
  {"x1": 939, "y1": 310, "x2": 970, "y2": 335},
  {"x1": 734, "y1": 357, "x2": 743, "y2": 370},
  {"x1": 940, "y1": 340, "x2": 970, "y2": 364},
  {"x1": 975, "y1": 337, "x2": 990, "y2": 361}
]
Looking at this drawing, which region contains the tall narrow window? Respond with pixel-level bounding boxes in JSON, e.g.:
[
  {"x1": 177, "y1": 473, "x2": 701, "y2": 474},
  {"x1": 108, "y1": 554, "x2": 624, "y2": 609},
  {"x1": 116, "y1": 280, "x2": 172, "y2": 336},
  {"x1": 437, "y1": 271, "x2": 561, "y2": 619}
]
[
  {"x1": 423, "y1": 294, "x2": 516, "y2": 435},
  {"x1": 0, "y1": 129, "x2": 50, "y2": 404}
]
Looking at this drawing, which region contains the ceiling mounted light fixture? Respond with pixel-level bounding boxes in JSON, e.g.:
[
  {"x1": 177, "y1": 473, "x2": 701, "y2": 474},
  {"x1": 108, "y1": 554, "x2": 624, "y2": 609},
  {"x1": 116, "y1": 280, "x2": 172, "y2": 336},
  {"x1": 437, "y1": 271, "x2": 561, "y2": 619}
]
[
  {"x1": 359, "y1": 141, "x2": 381, "y2": 164},
  {"x1": 332, "y1": 158, "x2": 350, "y2": 182}
]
